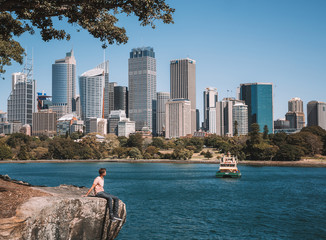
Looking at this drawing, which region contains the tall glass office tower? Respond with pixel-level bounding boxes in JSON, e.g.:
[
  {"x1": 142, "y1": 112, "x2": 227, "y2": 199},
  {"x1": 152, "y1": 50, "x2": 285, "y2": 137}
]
[
  {"x1": 240, "y1": 83, "x2": 273, "y2": 133},
  {"x1": 79, "y1": 66, "x2": 105, "y2": 121},
  {"x1": 128, "y1": 47, "x2": 156, "y2": 131},
  {"x1": 52, "y1": 50, "x2": 76, "y2": 116}
]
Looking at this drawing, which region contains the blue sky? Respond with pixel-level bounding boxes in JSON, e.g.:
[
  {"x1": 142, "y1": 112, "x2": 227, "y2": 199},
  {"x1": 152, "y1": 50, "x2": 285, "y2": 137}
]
[{"x1": 1, "y1": 0, "x2": 325, "y2": 122}]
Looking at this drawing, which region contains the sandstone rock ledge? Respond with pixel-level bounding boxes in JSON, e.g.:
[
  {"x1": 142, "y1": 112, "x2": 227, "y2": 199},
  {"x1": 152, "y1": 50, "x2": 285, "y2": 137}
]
[{"x1": 0, "y1": 175, "x2": 126, "y2": 240}]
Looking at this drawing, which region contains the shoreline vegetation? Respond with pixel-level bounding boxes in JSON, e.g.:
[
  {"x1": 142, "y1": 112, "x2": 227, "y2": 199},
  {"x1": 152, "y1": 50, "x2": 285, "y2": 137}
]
[
  {"x1": 1, "y1": 158, "x2": 326, "y2": 167},
  {"x1": 1, "y1": 124, "x2": 326, "y2": 167}
]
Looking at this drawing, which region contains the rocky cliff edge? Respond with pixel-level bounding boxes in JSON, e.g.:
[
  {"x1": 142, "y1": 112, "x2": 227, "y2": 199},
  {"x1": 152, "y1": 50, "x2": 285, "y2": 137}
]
[{"x1": 0, "y1": 175, "x2": 126, "y2": 240}]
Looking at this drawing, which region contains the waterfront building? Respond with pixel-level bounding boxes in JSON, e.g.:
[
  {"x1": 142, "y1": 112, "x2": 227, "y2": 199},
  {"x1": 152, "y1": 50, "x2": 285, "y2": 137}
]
[
  {"x1": 165, "y1": 99, "x2": 192, "y2": 139},
  {"x1": 240, "y1": 83, "x2": 273, "y2": 133},
  {"x1": 128, "y1": 47, "x2": 156, "y2": 131},
  {"x1": 0, "y1": 111, "x2": 7, "y2": 122},
  {"x1": 7, "y1": 72, "x2": 36, "y2": 126},
  {"x1": 108, "y1": 110, "x2": 127, "y2": 135},
  {"x1": 57, "y1": 113, "x2": 84, "y2": 135},
  {"x1": 32, "y1": 109, "x2": 57, "y2": 137},
  {"x1": 232, "y1": 102, "x2": 248, "y2": 135},
  {"x1": 285, "y1": 97, "x2": 305, "y2": 130},
  {"x1": 285, "y1": 112, "x2": 305, "y2": 130},
  {"x1": 86, "y1": 118, "x2": 107, "y2": 135},
  {"x1": 274, "y1": 119, "x2": 290, "y2": 130},
  {"x1": 307, "y1": 101, "x2": 326, "y2": 130},
  {"x1": 170, "y1": 58, "x2": 196, "y2": 134},
  {"x1": 0, "y1": 121, "x2": 22, "y2": 135},
  {"x1": 156, "y1": 92, "x2": 170, "y2": 136},
  {"x1": 79, "y1": 66, "x2": 105, "y2": 121},
  {"x1": 52, "y1": 50, "x2": 76, "y2": 116},
  {"x1": 118, "y1": 119, "x2": 136, "y2": 137},
  {"x1": 203, "y1": 87, "x2": 218, "y2": 132},
  {"x1": 216, "y1": 98, "x2": 246, "y2": 136},
  {"x1": 114, "y1": 86, "x2": 128, "y2": 115}
]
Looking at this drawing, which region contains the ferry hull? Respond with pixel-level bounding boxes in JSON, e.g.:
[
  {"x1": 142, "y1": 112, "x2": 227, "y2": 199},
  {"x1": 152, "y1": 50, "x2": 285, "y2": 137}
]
[{"x1": 216, "y1": 172, "x2": 241, "y2": 178}]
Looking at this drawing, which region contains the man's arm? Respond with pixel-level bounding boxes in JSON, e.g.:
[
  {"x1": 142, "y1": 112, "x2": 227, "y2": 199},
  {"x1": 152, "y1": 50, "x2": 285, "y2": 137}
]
[{"x1": 83, "y1": 184, "x2": 96, "y2": 197}]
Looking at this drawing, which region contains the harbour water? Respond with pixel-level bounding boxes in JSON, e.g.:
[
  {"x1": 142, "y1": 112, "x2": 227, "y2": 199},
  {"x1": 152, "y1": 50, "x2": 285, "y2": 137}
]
[{"x1": 1, "y1": 162, "x2": 326, "y2": 239}]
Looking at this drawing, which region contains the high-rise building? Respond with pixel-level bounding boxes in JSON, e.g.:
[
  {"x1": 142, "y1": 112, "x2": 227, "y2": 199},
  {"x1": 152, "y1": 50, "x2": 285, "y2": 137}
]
[
  {"x1": 0, "y1": 111, "x2": 7, "y2": 122},
  {"x1": 203, "y1": 87, "x2": 218, "y2": 132},
  {"x1": 108, "y1": 110, "x2": 127, "y2": 135},
  {"x1": 114, "y1": 86, "x2": 128, "y2": 115},
  {"x1": 216, "y1": 98, "x2": 246, "y2": 136},
  {"x1": 240, "y1": 83, "x2": 273, "y2": 133},
  {"x1": 79, "y1": 66, "x2": 105, "y2": 121},
  {"x1": 52, "y1": 50, "x2": 76, "y2": 117},
  {"x1": 108, "y1": 82, "x2": 117, "y2": 116},
  {"x1": 156, "y1": 92, "x2": 170, "y2": 136},
  {"x1": 285, "y1": 97, "x2": 305, "y2": 130},
  {"x1": 196, "y1": 109, "x2": 200, "y2": 131},
  {"x1": 32, "y1": 109, "x2": 57, "y2": 137},
  {"x1": 165, "y1": 99, "x2": 192, "y2": 139},
  {"x1": 170, "y1": 58, "x2": 196, "y2": 134},
  {"x1": 7, "y1": 72, "x2": 36, "y2": 126},
  {"x1": 232, "y1": 102, "x2": 248, "y2": 135},
  {"x1": 128, "y1": 47, "x2": 156, "y2": 131},
  {"x1": 96, "y1": 61, "x2": 110, "y2": 119},
  {"x1": 288, "y1": 97, "x2": 304, "y2": 112},
  {"x1": 307, "y1": 101, "x2": 326, "y2": 130}
]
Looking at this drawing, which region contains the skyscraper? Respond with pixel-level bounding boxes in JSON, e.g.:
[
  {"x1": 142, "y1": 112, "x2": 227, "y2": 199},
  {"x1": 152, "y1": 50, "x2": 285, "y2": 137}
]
[
  {"x1": 79, "y1": 66, "x2": 105, "y2": 121},
  {"x1": 288, "y1": 97, "x2": 304, "y2": 112},
  {"x1": 307, "y1": 101, "x2": 326, "y2": 130},
  {"x1": 7, "y1": 72, "x2": 36, "y2": 126},
  {"x1": 128, "y1": 47, "x2": 156, "y2": 131},
  {"x1": 232, "y1": 102, "x2": 248, "y2": 135},
  {"x1": 108, "y1": 82, "x2": 117, "y2": 116},
  {"x1": 156, "y1": 92, "x2": 170, "y2": 136},
  {"x1": 170, "y1": 58, "x2": 196, "y2": 134},
  {"x1": 165, "y1": 99, "x2": 192, "y2": 139},
  {"x1": 203, "y1": 87, "x2": 218, "y2": 132},
  {"x1": 240, "y1": 83, "x2": 273, "y2": 133},
  {"x1": 97, "y1": 61, "x2": 110, "y2": 119},
  {"x1": 216, "y1": 98, "x2": 246, "y2": 136},
  {"x1": 114, "y1": 86, "x2": 128, "y2": 115},
  {"x1": 285, "y1": 97, "x2": 305, "y2": 130},
  {"x1": 52, "y1": 50, "x2": 76, "y2": 117}
]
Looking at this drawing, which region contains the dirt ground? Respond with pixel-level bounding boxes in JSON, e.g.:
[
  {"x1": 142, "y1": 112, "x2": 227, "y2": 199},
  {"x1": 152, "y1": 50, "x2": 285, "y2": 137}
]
[{"x1": 0, "y1": 179, "x2": 50, "y2": 218}]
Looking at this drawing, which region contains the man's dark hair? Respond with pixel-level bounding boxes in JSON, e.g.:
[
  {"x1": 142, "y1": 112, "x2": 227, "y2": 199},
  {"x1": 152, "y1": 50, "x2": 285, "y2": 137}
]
[{"x1": 99, "y1": 168, "x2": 106, "y2": 175}]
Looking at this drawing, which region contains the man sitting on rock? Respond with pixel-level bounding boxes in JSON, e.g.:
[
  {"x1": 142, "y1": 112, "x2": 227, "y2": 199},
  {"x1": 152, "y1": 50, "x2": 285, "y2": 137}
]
[{"x1": 83, "y1": 168, "x2": 122, "y2": 222}]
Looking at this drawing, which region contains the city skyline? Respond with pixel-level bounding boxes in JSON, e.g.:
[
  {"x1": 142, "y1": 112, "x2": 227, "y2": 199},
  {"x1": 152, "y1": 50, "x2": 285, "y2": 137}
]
[{"x1": 0, "y1": 0, "x2": 325, "y2": 122}]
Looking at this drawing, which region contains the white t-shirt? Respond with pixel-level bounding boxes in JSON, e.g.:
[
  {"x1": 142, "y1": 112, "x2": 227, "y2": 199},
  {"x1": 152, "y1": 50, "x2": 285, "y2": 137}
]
[{"x1": 93, "y1": 176, "x2": 104, "y2": 195}]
